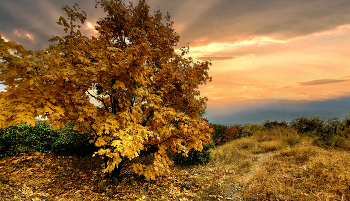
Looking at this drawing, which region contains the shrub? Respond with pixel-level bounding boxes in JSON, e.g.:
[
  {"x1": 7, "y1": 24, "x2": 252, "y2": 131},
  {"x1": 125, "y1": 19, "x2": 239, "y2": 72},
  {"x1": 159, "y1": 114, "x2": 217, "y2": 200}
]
[
  {"x1": 312, "y1": 118, "x2": 339, "y2": 147},
  {"x1": 209, "y1": 123, "x2": 228, "y2": 145},
  {"x1": 0, "y1": 121, "x2": 58, "y2": 158},
  {"x1": 290, "y1": 116, "x2": 325, "y2": 135},
  {"x1": 172, "y1": 141, "x2": 216, "y2": 166},
  {"x1": 241, "y1": 123, "x2": 264, "y2": 138},
  {"x1": 289, "y1": 116, "x2": 342, "y2": 147},
  {"x1": 52, "y1": 122, "x2": 97, "y2": 157},
  {"x1": 0, "y1": 121, "x2": 97, "y2": 158},
  {"x1": 336, "y1": 118, "x2": 350, "y2": 138},
  {"x1": 222, "y1": 124, "x2": 242, "y2": 142},
  {"x1": 262, "y1": 119, "x2": 288, "y2": 129},
  {"x1": 330, "y1": 135, "x2": 350, "y2": 151}
]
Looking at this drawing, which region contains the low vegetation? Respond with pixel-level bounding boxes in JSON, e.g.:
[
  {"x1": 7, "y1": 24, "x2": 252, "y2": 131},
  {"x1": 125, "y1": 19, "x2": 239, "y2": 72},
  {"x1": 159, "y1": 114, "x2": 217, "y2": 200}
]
[{"x1": 1, "y1": 116, "x2": 350, "y2": 200}]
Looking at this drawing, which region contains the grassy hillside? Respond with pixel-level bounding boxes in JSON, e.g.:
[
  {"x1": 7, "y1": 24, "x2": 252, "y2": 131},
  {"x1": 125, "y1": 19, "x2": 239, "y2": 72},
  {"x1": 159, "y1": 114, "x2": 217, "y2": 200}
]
[
  {"x1": 197, "y1": 126, "x2": 350, "y2": 200},
  {"x1": 1, "y1": 121, "x2": 350, "y2": 200}
]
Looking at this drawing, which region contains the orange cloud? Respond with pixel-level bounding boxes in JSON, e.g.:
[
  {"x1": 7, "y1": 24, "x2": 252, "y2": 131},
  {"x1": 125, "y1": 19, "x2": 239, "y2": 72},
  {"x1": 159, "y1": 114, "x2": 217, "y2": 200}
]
[
  {"x1": 194, "y1": 23, "x2": 350, "y2": 105},
  {"x1": 84, "y1": 21, "x2": 99, "y2": 37}
]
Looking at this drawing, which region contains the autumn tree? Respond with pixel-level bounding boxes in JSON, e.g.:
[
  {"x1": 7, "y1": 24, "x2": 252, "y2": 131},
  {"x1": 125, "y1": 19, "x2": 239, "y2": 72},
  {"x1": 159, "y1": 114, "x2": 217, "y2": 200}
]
[{"x1": 0, "y1": 0, "x2": 212, "y2": 180}]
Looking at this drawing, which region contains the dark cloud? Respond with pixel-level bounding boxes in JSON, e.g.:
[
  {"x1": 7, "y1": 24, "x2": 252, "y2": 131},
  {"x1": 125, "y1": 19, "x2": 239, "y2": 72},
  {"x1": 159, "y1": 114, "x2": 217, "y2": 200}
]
[
  {"x1": 175, "y1": 0, "x2": 350, "y2": 47},
  {"x1": 205, "y1": 97, "x2": 350, "y2": 126},
  {"x1": 2, "y1": 0, "x2": 350, "y2": 50},
  {"x1": 297, "y1": 78, "x2": 349, "y2": 86},
  {"x1": 0, "y1": 0, "x2": 103, "y2": 50}
]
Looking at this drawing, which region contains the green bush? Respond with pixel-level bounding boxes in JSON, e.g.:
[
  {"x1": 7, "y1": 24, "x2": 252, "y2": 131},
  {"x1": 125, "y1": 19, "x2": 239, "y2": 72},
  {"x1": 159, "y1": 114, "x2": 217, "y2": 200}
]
[
  {"x1": 290, "y1": 116, "x2": 325, "y2": 135},
  {"x1": 172, "y1": 141, "x2": 216, "y2": 166},
  {"x1": 262, "y1": 120, "x2": 288, "y2": 130},
  {"x1": 0, "y1": 121, "x2": 58, "y2": 158},
  {"x1": 290, "y1": 116, "x2": 350, "y2": 148},
  {"x1": 336, "y1": 118, "x2": 350, "y2": 138},
  {"x1": 52, "y1": 122, "x2": 97, "y2": 157},
  {"x1": 0, "y1": 121, "x2": 97, "y2": 159}
]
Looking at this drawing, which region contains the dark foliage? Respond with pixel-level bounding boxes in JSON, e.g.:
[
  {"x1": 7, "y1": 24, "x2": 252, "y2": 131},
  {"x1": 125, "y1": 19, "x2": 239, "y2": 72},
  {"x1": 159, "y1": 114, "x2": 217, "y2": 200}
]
[
  {"x1": 262, "y1": 120, "x2": 288, "y2": 130},
  {"x1": 209, "y1": 123, "x2": 228, "y2": 145},
  {"x1": 0, "y1": 122, "x2": 58, "y2": 158},
  {"x1": 172, "y1": 141, "x2": 216, "y2": 166},
  {"x1": 290, "y1": 116, "x2": 325, "y2": 134},
  {"x1": 53, "y1": 122, "x2": 97, "y2": 157},
  {"x1": 222, "y1": 124, "x2": 243, "y2": 143},
  {"x1": 0, "y1": 121, "x2": 97, "y2": 159},
  {"x1": 289, "y1": 116, "x2": 350, "y2": 148}
]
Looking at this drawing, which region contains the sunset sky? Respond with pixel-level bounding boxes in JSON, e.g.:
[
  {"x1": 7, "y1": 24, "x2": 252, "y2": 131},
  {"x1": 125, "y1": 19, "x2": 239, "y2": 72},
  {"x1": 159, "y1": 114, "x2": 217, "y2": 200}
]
[{"x1": 1, "y1": 0, "x2": 350, "y2": 125}]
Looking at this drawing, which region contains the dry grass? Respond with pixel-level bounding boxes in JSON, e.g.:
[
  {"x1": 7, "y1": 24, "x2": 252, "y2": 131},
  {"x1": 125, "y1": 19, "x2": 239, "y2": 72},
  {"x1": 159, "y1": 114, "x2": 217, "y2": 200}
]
[
  {"x1": 197, "y1": 127, "x2": 350, "y2": 200},
  {"x1": 1, "y1": 127, "x2": 350, "y2": 200},
  {"x1": 331, "y1": 135, "x2": 350, "y2": 151},
  {"x1": 242, "y1": 145, "x2": 350, "y2": 200}
]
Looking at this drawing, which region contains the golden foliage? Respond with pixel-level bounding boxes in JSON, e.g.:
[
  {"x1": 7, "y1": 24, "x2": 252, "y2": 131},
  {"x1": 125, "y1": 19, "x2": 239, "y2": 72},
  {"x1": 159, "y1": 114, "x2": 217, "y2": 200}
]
[{"x1": 0, "y1": 0, "x2": 212, "y2": 180}]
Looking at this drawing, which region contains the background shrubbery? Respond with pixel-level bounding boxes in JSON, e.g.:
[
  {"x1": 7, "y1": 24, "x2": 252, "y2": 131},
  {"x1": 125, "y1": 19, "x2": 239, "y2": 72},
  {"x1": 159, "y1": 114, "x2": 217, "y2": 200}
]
[
  {"x1": 0, "y1": 121, "x2": 57, "y2": 158},
  {"x1": 0, "y1": 121, "x2": 97, "y2": 159},
  {"x1": 208, "y1": 116, "x2": 350, "y2": 150},
  {"x1": 172, "y1": 141, "x2": 216, "y2": 166},
  {"x1": 290, "y1": 116, "x2": 350, "y2": 149},
  {"x1": 209, "y1": 123, "x2": 264, "y2": 146},
  {"x1": 1, "y1": 115, "x2": 350, "y2": 163}
]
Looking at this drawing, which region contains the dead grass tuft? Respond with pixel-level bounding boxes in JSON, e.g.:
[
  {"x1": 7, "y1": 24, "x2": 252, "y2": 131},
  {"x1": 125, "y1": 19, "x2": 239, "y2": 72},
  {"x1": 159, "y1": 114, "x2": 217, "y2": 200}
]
[
  {"x1": 202, "y1": 127, "x2": 350, "y2": 200},
  {"x1": 282, "y1": 133, "x2": 302, "y2": 146},
  {"x1": 242, "y1": 144, "x2": 350, "y2": 200},
  {"x1": 255, "y1": 140, "x2": 283, "y2": 153},
  {"x1": 331, "y1": 135, "x2": 350, "y2": 151}
]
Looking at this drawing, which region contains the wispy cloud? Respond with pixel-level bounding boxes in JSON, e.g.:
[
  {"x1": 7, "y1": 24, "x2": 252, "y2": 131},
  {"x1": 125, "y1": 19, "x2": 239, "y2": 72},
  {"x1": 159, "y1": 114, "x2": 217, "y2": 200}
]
[
  {"x1": 196, "y1": 56, "x2": 237, "y2": 61},
  {"x1": 297, "y1": 78, "x2": 349, "y2": 86}
]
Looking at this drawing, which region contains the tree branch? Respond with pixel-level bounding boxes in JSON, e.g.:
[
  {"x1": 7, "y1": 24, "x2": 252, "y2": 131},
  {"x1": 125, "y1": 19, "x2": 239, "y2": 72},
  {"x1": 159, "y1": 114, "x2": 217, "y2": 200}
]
[
  {"x1": 87, "y1": 90, "x2": 110, "y2": 113},
  {"x1": 141, "y1": 109, "x2": 154, "y2": 127}
]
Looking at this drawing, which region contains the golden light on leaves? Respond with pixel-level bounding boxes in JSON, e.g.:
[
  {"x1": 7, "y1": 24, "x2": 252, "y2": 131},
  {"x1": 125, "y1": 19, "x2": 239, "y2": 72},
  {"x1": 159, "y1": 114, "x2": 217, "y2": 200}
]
[{"x1": 0, "y1": 0, "x2": 212, "y2": 180}]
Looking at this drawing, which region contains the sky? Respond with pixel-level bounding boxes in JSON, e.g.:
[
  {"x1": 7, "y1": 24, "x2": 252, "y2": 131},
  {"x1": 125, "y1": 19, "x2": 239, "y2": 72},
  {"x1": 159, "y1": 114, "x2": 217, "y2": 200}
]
[{"x1": 1, "y1": 0, "x2": 350, "y2": 126}]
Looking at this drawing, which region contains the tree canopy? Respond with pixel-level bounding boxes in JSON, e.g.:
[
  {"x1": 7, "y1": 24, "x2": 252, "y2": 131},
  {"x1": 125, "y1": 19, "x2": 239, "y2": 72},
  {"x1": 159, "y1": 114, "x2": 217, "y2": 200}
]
[{"x1": 0, "y1": 0, "x2": 213, "y2": 180}]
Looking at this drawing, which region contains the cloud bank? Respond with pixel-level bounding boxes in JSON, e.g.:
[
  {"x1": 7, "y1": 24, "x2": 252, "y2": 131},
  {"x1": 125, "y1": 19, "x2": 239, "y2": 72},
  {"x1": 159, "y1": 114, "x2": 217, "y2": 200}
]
[{"x1": 1, "y1": 0, "x2": 350, "y2": 125}]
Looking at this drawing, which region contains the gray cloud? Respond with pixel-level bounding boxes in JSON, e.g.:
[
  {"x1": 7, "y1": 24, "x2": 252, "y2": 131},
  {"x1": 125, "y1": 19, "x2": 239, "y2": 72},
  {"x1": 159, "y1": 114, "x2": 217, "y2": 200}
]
[
  {"x1": 0, "y1": 0, "x2": 102, "y2": 50},
  {"x1": 297, "y1": 78, "x2": 349, "y2": 86},
  {"x1": 1, "y1": 0, "x2": 350, "y2": 50},
  {"x1": 206, "y1": 97, "x2": 350, "y2": 126},
  {"x1": 175, "y1": 0, "x2": 350, "y2": 47}
]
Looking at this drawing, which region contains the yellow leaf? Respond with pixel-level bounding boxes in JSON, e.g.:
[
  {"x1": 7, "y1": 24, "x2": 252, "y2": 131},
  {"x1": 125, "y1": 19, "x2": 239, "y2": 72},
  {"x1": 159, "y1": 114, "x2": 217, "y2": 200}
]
[
  {"x1": 52, "y1": 121, "x2": 63, "y2": 130},
  {"x1": 26, "y1": 119, "x2": 35, "y2": 127},
  {"x1": 96, "y1": 137, "x2": 107, "y2": 147}
]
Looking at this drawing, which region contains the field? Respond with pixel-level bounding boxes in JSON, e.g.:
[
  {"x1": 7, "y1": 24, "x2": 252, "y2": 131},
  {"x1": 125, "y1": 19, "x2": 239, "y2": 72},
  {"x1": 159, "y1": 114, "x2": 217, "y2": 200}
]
[{"x1": 1, "y1": 125, "x2": 350, "y2": 200}]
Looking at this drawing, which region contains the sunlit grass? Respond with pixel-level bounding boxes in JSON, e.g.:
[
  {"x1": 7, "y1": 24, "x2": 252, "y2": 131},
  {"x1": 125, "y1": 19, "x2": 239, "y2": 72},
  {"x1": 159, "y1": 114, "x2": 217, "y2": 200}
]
[{"x1": 198, "y1": 127, "x2": 350, "y2": 200}]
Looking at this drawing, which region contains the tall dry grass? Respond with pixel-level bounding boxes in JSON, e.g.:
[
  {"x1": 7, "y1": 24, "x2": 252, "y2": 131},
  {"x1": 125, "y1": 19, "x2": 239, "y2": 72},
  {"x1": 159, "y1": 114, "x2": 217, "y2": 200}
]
[{"x1": 203, "y1": 126, "x2": 350, "y2": 200}]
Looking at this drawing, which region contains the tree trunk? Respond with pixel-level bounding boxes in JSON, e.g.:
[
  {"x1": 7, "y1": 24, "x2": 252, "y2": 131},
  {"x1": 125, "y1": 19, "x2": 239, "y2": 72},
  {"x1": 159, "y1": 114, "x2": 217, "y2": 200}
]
[{"x1": 103, "y1": 156, "x2": 126, "y2": 180}]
